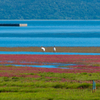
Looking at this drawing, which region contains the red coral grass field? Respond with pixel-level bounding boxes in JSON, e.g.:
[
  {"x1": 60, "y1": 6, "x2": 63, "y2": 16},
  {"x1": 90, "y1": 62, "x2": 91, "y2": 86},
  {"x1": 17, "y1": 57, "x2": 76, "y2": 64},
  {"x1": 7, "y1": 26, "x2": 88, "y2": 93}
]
[
  {"x1": 0, "y1": 65, "x2": 100, "y2": 78},
  {"x1": 0, "y1": 54, "x2": 100, "y2": 78},
  {"x1": 0, "y1": 54, "x2": 100, "y2": 64}
]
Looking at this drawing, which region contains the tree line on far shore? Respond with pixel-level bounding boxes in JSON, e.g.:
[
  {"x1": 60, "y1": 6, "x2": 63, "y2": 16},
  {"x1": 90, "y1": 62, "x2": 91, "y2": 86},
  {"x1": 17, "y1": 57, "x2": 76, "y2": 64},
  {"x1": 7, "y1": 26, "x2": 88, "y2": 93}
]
[{"x1": 0, "y1": 0, "x2": 100, "y2": 20}]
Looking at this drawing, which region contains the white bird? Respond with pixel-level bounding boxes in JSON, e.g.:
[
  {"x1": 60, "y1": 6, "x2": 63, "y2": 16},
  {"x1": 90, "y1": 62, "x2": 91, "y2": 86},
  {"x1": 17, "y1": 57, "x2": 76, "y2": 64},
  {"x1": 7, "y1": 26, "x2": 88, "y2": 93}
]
[
  {"x1": 41, "y1": 46, "x2": 45, "y2": 52},
  {"x1": 53, "y1": 46, "x2": 56, "y2": 52}
]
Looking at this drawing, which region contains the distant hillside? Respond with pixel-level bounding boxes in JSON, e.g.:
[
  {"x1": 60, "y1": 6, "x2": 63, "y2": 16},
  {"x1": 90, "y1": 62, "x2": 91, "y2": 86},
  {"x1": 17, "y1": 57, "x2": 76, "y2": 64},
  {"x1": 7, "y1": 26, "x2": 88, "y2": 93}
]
[{"x1": 0, "y1": 0, "x2": 100, "y2": 20}]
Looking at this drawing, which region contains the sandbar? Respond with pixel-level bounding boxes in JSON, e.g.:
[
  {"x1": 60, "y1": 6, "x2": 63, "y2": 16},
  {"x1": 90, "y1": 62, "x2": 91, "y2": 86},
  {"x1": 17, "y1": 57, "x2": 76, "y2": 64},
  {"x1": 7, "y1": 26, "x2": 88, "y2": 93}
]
[{"x1": 0, "y1": 47, "x2": 100, "y2": 53}]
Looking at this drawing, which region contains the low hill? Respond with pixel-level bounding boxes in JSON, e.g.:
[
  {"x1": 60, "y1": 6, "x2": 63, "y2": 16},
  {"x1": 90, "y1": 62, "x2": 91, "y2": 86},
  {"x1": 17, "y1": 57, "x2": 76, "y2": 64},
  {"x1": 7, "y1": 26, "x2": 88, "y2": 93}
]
[{"x1": 0, "y1": 0, "x2": 100, "y2": 19}]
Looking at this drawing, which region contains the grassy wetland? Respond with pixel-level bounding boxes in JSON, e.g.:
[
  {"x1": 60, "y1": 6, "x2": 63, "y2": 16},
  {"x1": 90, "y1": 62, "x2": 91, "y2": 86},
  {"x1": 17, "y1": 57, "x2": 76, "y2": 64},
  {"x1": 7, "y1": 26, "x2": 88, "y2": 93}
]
[
  {"x1": 0, "y1": 66, "x2": 100, "y2": 100},
  {"x1": 0, "y1": 54, "x2": 100, "y2": 100}
]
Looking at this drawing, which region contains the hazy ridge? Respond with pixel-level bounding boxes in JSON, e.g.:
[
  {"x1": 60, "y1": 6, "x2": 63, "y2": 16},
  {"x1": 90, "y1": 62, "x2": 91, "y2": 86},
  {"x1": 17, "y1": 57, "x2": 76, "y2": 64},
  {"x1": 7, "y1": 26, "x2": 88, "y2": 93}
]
[{"x1": 0, "y1": 0, "x2": 100, "y2": 20}]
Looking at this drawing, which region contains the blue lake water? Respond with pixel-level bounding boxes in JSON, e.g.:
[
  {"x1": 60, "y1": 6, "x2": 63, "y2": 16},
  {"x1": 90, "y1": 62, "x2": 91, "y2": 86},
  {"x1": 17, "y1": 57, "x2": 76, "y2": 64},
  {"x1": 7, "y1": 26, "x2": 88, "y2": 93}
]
[{"x1": 0, "y1": 20, "x2": 100, "y2": 47}]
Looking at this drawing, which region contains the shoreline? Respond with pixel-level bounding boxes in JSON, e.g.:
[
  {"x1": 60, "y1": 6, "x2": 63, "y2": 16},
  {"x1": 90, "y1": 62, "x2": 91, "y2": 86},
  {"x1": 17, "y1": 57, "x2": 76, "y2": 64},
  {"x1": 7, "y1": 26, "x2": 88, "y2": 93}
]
[{"x1": 0, "y1": 47, "x2": 100, "y2": 53}]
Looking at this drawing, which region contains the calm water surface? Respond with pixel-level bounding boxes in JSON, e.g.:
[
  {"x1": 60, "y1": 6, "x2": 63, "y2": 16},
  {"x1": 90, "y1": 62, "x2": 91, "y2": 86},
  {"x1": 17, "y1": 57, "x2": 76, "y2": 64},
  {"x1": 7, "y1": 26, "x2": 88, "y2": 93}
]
[
  {"x1": 0, "y1": 20, "x2": 100, "y2": 47},
  {"x1": 0, "y1": 51, "x2": 100, "y2": 55},
  {"x1": 1, "y1": 63, "x2": 75, "y2": 69}
]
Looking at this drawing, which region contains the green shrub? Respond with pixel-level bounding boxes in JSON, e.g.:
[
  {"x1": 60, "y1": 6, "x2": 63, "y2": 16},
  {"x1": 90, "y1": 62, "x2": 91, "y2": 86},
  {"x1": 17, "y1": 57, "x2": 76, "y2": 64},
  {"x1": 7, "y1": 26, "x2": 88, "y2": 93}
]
[
  {"x1": 11, "y1": 77, "x2": 19, "y2": 81},
  {"x1": 3, "y1": 77, "x2": 9, "y2": 81},
  {"x1": 77, "y1": 83, "x2": 91, "y2": 89},
  {"x1": 81, "y1": 73, "x2": 87, "y2": 75}
]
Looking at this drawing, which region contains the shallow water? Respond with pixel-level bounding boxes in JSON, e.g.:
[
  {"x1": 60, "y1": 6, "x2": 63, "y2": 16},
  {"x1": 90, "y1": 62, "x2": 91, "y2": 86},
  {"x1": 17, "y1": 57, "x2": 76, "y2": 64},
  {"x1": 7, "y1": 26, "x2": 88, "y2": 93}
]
[
  {"x1": 0, "y1": 60, "x2": 76, "y2": 69},
  {"x1": 1, "y1": 63, "x2": 75, "y2": 69},
  {"x1": 0, "y1": 51, "x2": 100, "y2": 55}
]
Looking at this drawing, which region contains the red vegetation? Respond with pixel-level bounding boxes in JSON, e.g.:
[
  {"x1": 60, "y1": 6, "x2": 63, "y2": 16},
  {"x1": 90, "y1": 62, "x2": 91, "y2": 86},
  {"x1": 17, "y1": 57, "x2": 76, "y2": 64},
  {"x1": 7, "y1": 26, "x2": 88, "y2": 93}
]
[
  {"x1": 0, "y1": 54, "x2": 100, "y2": 78},
  {"x1": 0, "y1": 54, "x2": 100, "y2": 65},
  {"x1": 0, "y1": 64, "x2": 100, "y2": 78}
]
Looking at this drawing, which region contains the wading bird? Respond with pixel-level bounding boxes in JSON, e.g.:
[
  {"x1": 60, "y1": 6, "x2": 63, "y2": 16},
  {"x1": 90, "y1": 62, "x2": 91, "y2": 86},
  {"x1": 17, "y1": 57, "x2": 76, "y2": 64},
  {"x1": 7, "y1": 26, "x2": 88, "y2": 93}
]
[
  {"x1": 53, "y1": 46, "x2": 56, "y2": 52},
  {"x1": 41, "y1": 46, "x2": 45, "y2": 52}
]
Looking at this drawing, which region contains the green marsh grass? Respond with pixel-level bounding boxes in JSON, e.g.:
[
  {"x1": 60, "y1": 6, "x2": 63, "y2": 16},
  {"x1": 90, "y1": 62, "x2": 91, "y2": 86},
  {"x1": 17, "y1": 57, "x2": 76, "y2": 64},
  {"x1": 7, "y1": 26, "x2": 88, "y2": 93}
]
[
  {"x1": 0, "y1": 89, "x2": 99, "y2": 100},
  {"x1": 0, "y1": 66, "x2": 100, "y2": 99}
]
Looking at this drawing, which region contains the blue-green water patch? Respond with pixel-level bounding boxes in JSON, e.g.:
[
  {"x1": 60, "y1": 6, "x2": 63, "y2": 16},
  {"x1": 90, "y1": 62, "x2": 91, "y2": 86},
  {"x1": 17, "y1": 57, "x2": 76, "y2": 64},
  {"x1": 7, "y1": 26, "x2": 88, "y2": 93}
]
[
  {"x1": 1, "y1": 63, "x2": 75, "y2": 69},
  {"x1": 0, "y1": 51, "x2": 100, "y2": 55}
]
